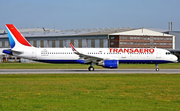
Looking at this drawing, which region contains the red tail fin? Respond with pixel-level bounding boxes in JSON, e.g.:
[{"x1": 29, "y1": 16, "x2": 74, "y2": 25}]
[{"x1": 6, "y1": 24, "x2": 32, "y2": 47}]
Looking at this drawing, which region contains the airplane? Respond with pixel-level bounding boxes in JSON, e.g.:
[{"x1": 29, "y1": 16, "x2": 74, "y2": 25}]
[{"x1": 3, "y1": 24, "x2": 178, "y2": 71}]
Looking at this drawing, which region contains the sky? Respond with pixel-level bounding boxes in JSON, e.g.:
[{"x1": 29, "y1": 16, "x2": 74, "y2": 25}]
[{"x1": 0, "y1": 0, "x2": 180, "y2": 30}]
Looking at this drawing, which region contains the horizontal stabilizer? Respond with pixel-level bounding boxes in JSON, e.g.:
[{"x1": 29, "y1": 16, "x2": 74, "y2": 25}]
[{"x1": 3, "y1": 49, "x2": 23, "y2": 55}]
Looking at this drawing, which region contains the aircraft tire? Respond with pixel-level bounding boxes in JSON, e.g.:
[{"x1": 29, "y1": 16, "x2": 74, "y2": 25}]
[
  {"x1": 88, "y1": 66, "x2": 94, "y2": 71},
  {"x1": 156, "y1": 68, "x2": 159, "y2": 71}
]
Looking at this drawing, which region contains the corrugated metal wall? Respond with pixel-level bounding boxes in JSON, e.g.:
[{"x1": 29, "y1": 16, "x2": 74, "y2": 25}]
[{"x1": 0, "y1": 35, "x2": 108, "y2": 48}]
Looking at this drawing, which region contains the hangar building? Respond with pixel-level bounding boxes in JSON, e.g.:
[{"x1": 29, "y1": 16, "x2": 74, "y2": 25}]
[
  {"x1": 0, "y1": 26, "x2": 179, "y2": 62},
  {"x1": 0, "y1": 27, "x2": 175, "y2": 49}
]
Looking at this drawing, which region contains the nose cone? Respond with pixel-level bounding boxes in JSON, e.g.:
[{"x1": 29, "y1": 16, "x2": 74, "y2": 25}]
[{"x1": 172, "y1": 55, "x2": 178, "y2": 63}]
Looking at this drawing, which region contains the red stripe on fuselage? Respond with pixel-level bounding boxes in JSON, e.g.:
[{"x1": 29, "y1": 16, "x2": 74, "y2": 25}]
[{"x1": 6, "y1": 24, "x2": 31, "y2": 47}]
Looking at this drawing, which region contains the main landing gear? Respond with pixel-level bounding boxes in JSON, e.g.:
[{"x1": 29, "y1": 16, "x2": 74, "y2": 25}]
[
  {"x1": 88, "y1": 66, "x2": 94, "y2": 71},
  {"x1": 88, "y1": 62, "x2": 95, "y2": 71},
  {"x1": 155, "y1": 64, "x2": 159, "y2": 71}
]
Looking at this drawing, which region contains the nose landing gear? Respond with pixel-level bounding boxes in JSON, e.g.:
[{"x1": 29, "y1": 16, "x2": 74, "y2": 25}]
[{"x1": 155, "y1": 64, "x2": 159, "y2": 71}]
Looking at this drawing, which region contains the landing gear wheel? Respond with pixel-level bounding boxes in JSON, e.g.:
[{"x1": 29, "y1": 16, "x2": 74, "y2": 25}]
[
  {"x1": 155, "y1": 64, "x2": 159, "y2": 71},
  {"x1": 88, "y1": 66, "x2": 94, "y2": 71},
  {"x1": 156, "y1": 68, "x2": 159, "y2": 71}
]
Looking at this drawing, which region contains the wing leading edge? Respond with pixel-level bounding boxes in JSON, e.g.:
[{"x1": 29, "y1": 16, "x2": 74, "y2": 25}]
[{"x1": 69, "y1": 43, "x2": 104, "y2": 63}]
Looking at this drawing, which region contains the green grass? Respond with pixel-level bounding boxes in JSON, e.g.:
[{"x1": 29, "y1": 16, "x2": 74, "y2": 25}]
[
  {"x1": 0, "y1": 74, "x2": 180, "y2": 111},
  {"x1": 0, "y1": 63, "x2": 180, "y2": 69}
]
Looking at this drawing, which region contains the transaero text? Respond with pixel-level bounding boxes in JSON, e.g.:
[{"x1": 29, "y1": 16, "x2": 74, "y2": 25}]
[{"x1": 109, "y1": 48, "x2": 155, "y2": 53}]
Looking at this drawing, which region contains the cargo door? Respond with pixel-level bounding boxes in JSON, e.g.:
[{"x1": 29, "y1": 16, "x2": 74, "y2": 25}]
[
  {"x1": 121, "y1": 52, "x2": 126, "y2": 58},
  {"x1": 156, "y1": 50, "x2": 161, "y2": 58},
  {"x1": 32, "y1": 49, "x2": 36, "y2": 58}
]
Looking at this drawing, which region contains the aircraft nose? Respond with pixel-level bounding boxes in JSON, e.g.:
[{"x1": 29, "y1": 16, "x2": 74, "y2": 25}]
[{"x1": 172, "y1": 55, "x2": 178, "y2": 63}]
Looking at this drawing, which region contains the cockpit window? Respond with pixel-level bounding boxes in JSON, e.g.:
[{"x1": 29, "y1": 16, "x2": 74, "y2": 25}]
[{"x1": 166, "y1": 52, "x2": 171, "y2": 55}]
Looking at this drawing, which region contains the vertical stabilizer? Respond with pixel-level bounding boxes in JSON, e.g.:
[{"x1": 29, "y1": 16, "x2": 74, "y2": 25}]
[{"x1": 5, "y1": 24, "x2": 32, "y2": 48}]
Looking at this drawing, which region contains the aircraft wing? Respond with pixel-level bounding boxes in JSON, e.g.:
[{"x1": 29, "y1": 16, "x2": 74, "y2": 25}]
[{"x1": 69, "y1": 43, "x2": 104, "y2": 63}]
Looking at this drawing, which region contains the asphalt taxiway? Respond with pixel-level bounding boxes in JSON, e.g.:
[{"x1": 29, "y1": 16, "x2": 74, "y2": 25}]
[{"x1": 0, "y1": 69, "x2": 180, "y2": 74}]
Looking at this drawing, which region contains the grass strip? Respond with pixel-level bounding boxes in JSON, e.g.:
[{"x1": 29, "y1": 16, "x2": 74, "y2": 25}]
[{"x1": 0, "y1": 74, "x2": 179, "y2": 111}]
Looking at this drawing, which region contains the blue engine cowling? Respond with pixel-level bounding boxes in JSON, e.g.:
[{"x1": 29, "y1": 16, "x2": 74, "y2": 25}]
[
  {"x1": 104, "y1": 60, "x2": 118, "y2": 68},
  {"x1": 97, "y1": 60, "x2": 118, "y2": 68}
]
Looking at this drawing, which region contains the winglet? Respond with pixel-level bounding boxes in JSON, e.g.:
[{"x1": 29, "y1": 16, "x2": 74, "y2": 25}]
[{"x1": 69, "y1": 43, "x2": 76, "y2": 51}]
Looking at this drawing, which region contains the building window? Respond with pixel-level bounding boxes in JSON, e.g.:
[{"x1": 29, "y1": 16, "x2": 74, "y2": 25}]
[
  {"x1": 100, "y1": 39, "x2": 103, "y2": 48},
  {"x1": 5, "y1": 41, "x2": 9, "y2": 47},
  {"x1": 120, "y1": 42, "x2": 123, "y2": 45},
  {"x1": 111, "y1": 37, "x2": 115, "y2": 39},
  {"x1": 120, "y1": 37, "x2": 123, "y2": 39},
  {"x1": 141, "y1": 37, "x2": 143, "y2": 40},
  {"x1": 111, "y1": 42, "x2": 114, "y2": 45},
  {"x1": 33, "y1": 41, "x2": 37, "y2": 47},
  {"x1": 134, "y1": 37, "x2": 136, "y2": 39},
  {"x1": 78, "y1": 39, "x2": 82, "y2": 47},
  {"x1": 0, "y1": 41, "x2": 2, "y2": 47},
  {"x1": 130, "y1": 37, "x2": 133, "y2": 39},
  {"x1": 40, "y1": 40, "x2": 44, "y2": 47},
  {"x1": 60, "y1": 40, "x2": 63, "y2": 47},
  {"x1": 52, "y1": 40, "x2": 55, "y2": 47},
  {"x1": 91, "y1": 39, "x2": 95, "y2": 48}
]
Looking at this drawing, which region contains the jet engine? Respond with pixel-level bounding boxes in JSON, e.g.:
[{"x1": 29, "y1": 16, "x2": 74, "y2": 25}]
[{"x1": 97, "y1": 60, "x2": 118, "y2": 68}]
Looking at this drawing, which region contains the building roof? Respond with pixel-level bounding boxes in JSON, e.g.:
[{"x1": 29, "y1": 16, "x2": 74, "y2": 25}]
[
  {"x1": 110, "y1": 28, "x2": 174, "y2": 36},
  {"x1": 145, "y1": 28, "x2": 168, "y2": 33},
  {"x1": 0, "y1": 27, "x2": 173, "y2": 38},
  {"x1": 0, "y1": 27, "x2": 135, "y2": 38},
  {"x1": 77, "y1": 27, "x2": 135, "y2": 36}
]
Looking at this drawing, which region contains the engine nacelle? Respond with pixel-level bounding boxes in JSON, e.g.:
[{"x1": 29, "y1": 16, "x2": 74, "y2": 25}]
[{"x1": 97, "y1": 60, "x2": 118, "y2": 68}]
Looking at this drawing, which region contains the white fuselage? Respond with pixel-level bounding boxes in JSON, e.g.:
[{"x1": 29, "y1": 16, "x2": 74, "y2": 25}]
[{"x1": 15, "y1": 47, "x2": 177, "y2": 64}]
